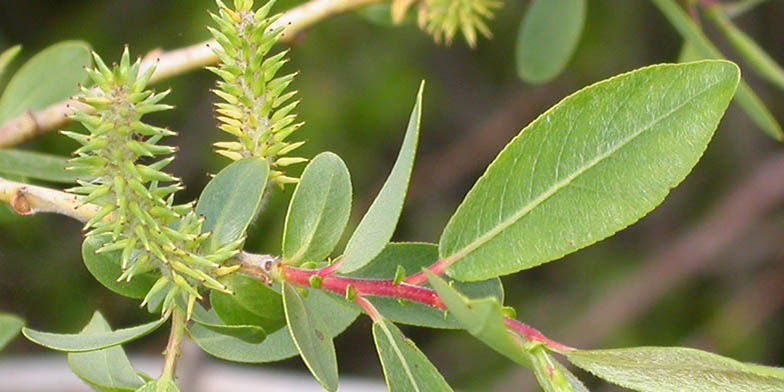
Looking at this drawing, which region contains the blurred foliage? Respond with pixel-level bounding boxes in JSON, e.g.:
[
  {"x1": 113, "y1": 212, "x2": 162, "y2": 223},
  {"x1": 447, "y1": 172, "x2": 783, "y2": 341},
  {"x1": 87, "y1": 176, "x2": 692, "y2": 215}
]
[{"x1": 0, "y1": 0, "x2": 783, "y2": 390}]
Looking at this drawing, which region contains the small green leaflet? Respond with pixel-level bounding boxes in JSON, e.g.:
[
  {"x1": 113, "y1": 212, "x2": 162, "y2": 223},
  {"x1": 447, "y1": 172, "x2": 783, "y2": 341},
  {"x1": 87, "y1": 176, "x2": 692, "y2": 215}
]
[
  {"x1": 195, "y1": 157, "x2": 269, "y2": 253},
  {"x1": 135, "y1": 380, "x2": 179, "y2": 392},
  {"x1": 67, "y1": 312, "x2": 144, "y2": 392},
  {"x1": 439, "y1": 61, "x2": 740, "y2": 281},
  {"x1": 372, "y1": 318, "x2": 453, "y2": 392},
  {"x1": 0, "y1": 41, "x2": 91, "y2": 125},
  {"x1": 190, "y1": 304, "x2": 266, "y2": 344},
  {"x1": 211, "y1": 273, "x2": 285, "y2": 333},
  {"x1": 0, "y1": 312, "x2": 24, "y2": 350},
  {"x1": 425, "y1": 271, "x2": 532, "y2": 368},
  {"x1": 82, "y1": 236, "x2": 159, "y2": 300},
  {"x1": 23, "y1": 315, "x2": 167, "y2": 352},
  {"x1": 283, "y1": 282, "x2": 339, "y2": 392},
  {"x1": 0, "y1": 45, "x2": 22, "y2": 82},
  {"x1": 0, "y1": 149, "x2": 80, "y2": 183},
  {"x1": 338, "y1": 82, "x2": 424, "y2": 273},
  {"x1": 567, "y1": 347, "x2": 784, "y2": 392},
  {"x1": 530, "y1": 346, "x2": 575, "y2": 392},
  {"x1": 283, "y1": 152, "x2": 352, "y2": 265},
  {"x1": 516, "y1": 0, "x2": 586, "y2": 84}
]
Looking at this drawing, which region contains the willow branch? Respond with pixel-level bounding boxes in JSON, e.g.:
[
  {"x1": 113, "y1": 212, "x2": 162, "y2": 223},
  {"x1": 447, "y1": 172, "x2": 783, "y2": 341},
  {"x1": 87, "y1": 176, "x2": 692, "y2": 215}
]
[
  {"x1": 0, "y1": 176, "x2": 99, "y2": 221},
  {"x1": 0, "y1": 0, "x2": 384, "y2": 148}
]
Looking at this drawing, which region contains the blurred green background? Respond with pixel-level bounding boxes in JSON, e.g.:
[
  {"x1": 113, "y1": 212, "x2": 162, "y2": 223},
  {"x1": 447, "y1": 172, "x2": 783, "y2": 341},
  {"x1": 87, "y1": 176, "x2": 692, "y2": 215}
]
[{"x1": 1, "y1": 0, "x2": 783, "y2": 390}]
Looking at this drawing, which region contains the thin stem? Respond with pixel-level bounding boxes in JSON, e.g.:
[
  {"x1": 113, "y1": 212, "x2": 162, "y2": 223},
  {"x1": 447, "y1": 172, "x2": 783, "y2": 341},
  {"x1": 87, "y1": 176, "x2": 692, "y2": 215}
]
[
  {"x1": 0, "y1": 176, "x2": 101, "y2": 222},
  {"x1": 0, "y1": 0, "x2": 384, "y2": 148},
  {"x1": 403, "y1": 259, "x2": 450, "y2": 285},
  {"x1": 161, "y1": 307, "x2": 186, "y2": 382}
]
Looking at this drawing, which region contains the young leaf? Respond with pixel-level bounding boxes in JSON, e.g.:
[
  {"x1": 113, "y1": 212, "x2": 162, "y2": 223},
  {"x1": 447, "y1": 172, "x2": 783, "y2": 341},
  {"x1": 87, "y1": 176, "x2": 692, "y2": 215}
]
[
  {"x1": 135, "y1": 380, "x2": 179, "y2": 392},
  {"x1": 67, "y1": 312, "x2": 145, "y2": 392},
  {"x1": 0, "y1": 149, "x2": 80, "y2": 183},
  {"x1": 0, "y1": 312, "x2": 24, "y2": 350},
  {"x1": 283, "y1": 152, "x2": 352, "y2": 265},
  {"x1": 190, "y1": 304, "x2": 266, "y2": 344},
  {"x1": 0, "y1": 41, "x2": 91, "y2": 125},
  {"x1": 373, "y1": 318, "x2": 453, "y2": 392},
  {"x1": 82, "y1": 236, "x2": 159, "y2": 300},
  {"x1": 338, "y1": 82, "x2": 424, "y2": 273},
  {"x1": 210, "y1": 274, "x2": 285, "y2": 333},
  {"x1": 23, "y1": 315, "x2": 167, "y2": 352},
  {"x1": 282, "y1": 282, "x2": 339, "y2": 391},
  {"x1": 567, "y1": 347, "x2": 784, "y2": 392},
  {"x1": 192, "y1": 289, "x2": 358, "y2": 364},
  {"x1": 0, "y1": 45, "x2": 21, "y2": 80},
  {"x1": 350, "y1": 243, "x2": 503, "y2": 329},
  {"x1": 439, "y1": 61, "x2": 740, "y2": 281},
  {"x1": 516, "y1": 0, "x2": 586, "y2": 84},
  {"x1": 649, "y1": 0, "x2": 782, "y2": 140},
  {"x1": 195, "y1": 157, "x2": 269, "y2": 253},
  {"x1": 530, "y1": 346, "x2": 574, "y2": 392},
  {"x1": 425, "y1": 271, "x2": 533, "y2": 368}
]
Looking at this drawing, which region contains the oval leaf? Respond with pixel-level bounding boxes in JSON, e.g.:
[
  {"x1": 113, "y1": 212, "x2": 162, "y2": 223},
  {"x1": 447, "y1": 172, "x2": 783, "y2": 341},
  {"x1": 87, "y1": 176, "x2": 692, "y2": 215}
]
[
  {"x1": 283, "y1": 282, "x2": 339, "y2": 392},
  {"x1": 567, "y1": 347, "x2": 784, "y2": 392},
  {"x1": 338, "y1": 82, "x2": 424, "y2": 273},
  {"x1": 211, "y1": 273, "x2": 285, "y2": 333},
  {"x1": 516, "y1": 0, "x2": 586, "y2": 84},
  {"x1": 196, "y1": 157, "x2": 269, "y2": 253},
  {"x1": 23, "y1": 315, "x2": 167, "y2": 352},
  {"x1": 0, "y1": 312, "x2": 24, "y2": 350},
  {"x1": 283, "y1": 152, "x2": 352, "y2": 265},
  {"x1": 190, "y1": 304, "x2": 266, "y2": 344},
  {"x1": 67, "y1": 312, "x2": 145, "y2": 392},
  {"x1": 0, "y1": 45, "x2": 21, "y2": 80},
  {"x1": 83, "y1": 236, "x2": 159, "y2": 300},
  {"x1": 373, "y1": 318, "x2": 453, "y2": 392},
  {"x1": 0, "y1": 149, "x2": 80, "y2": 183},
  {"x1": 0, "y1": 41, "x2": 91, "y2": 125},
  {"x1": 350, "y1": 243, "x2": 503, "y2": 329},
  {"x1": 439, "y1": 61, "x2": 740, "y2": 281}
]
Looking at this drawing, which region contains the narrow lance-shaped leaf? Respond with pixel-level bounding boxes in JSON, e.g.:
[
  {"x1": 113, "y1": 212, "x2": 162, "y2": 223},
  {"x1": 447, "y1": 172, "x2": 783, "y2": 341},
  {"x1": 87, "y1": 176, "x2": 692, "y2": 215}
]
[
  {"x1": 196, "y1": 157, "x2": 269, "y2": 253},
  {"x1": 67, "y1": 312, "x2": 145, "y2": 392},
  {"x1": 23, "y1": 315, "x2": 167, "y2": 352},
  {"x1": 0, "y1": 149, "x2": 80, "y2": 183},
  {"x1": 373, "y1": 317, "x2": 454, "y2": 392},
  {"x1": 425, "y1": 271, "x2": 533, "y2": 368},
  {"x1": 439, "y1": 61, "x2": 740, "y2": 281},
  {"x1": 282, "y1": 282, "x2": 339, "y2": 392},
  {"x1": 516, "y1": 0, "x2": 586, "y2": 84},
  {"x1": 190, "y1": 304, "x2": 266, "y2": 344},
  {"x1": 283, "y1": 152, "x2": 352, "y2": 265},
  {"x1": 0, "y1": 45, "x2": 21, "y2": 81},
  {"x1": 530, "y1": 346, "x2": 575, "y2": 392},
  {"x1": 0, "y1": 41, "x2": 91, "y2": 125},
  {"x1": 649, "y1": 0, "x2": 782, "y2": 140},
  {"x1": 567, "y1": 347, "x2": 784, "y2": 392},
  {"x1": 338, "y1": 81, "x2": 424, "y2": 273},
  {"x1": 0, "y1": 312, "x2": 24, "y2": 350},
  {"x1": 211, "y1": 273, "x2": 285, "y2": 333}
]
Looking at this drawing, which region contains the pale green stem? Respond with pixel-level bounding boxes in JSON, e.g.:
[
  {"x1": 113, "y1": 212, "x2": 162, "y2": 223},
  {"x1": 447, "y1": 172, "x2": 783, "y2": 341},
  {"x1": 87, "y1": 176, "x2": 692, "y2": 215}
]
[{"x1": 161, "y1": 307, "x2": 186, "y2": 382}]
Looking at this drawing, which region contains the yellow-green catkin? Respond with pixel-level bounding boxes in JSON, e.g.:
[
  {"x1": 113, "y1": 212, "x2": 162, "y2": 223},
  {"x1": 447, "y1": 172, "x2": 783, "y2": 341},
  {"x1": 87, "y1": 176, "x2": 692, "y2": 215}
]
[
  {"x1": 65, "y1": 47, "x2": 240, "y2": 316},
  {"x1": 419, "y1": 0, "x2": 502, "y2": 47},
  {"x1": 208, "y1": 0, "x2": 305, "y2": 186}
]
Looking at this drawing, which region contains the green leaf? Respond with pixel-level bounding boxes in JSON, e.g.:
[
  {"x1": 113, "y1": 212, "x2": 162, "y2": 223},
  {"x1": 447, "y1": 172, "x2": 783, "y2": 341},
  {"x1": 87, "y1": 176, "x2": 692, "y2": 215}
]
[
  {"x1": 649, "y1": 0, "x2": 782, "y2": 140},
  {"x1": 338, "y1": 82, "x2": 424, "y2": 273},
  {"x1": 210, "y1": 273, "x2": 285, "y2": 333},
  {"x1": 350, "y1": 243, "x2": 503, "y2": 329},
  {"x1": 0, "y1": 45, "x2": 21, "y2": 81},
  {"x1": 283, "y1": 282, "x2": 339, "y2": 392},
  {"x1": 0, "y1": 149, "x2": 80, "y2": 183},
  {"x1": 557, "y1": 361, "x2": 589, "y2": 392},
  {"x1": 83, "y1": 236, "x2": 159, "y2": 300},
  {"x1": 190, "y1": 304, "x2": 266, "y2": 344},
  {"x1": 192, "y1": 289, "x2": 358, "y2": 364},
  {"x1": 283, "y1": 152, "x2": 352, "y2": 265},
  {"x1": 567, "y1": 347, "x2": 784, "y2": 392},
  {"x1": 530, "y1": 346, "x2": 575, "y2": 392},
  {"x1": 439, "y1": 61, "x2": 740, "y2": 281},
  {"x1": 0, "y1": 312, "x2": 24, "y2": 351},
  {"x1": 135, "y1": 380, "x2": 179, "y2": 392},
  {"x1": 67, "y1": 312, "x2": 144, "y2": 392},
  {"x1": 425, "y1": 271, "x2": 532, "y2": 368},
  {"x1": 516, "y1": 0, "x2": 586, "y2": 84},
  {"x1": 372, "y1": 318, "x2": 453, "y2": 392},
  {"x1": 196, "y1": 157, "x2": 269, "y2": 253},
  {"x1": 23, "y1": 315, "x2": 167, "y2": 352},
  {"x1": 0, "y1": 41, "x2": 91, "y2": 125}
]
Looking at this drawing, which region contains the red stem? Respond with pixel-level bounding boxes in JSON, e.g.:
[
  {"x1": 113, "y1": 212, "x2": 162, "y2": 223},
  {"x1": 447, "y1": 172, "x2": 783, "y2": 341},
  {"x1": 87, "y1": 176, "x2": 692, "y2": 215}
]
[
  {"x1": 403, "y1": 259, "x2": 450, "y2": 285},
  {"x1": 504, "y1": 319, "x2": 575, "y2": 353}
]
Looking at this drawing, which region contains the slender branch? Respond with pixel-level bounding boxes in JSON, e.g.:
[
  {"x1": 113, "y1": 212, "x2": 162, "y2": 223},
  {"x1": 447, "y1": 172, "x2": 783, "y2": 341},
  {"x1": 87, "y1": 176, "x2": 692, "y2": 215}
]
[
  {"x1": 0, "y1": 0, "x2": 384, "y2": 148},
  {"x1": 161, "y1": 307, "x2": 187, "y2": 382},
  {"x1": 0, "y1": 176, "x2": 99, "y2": 222}
]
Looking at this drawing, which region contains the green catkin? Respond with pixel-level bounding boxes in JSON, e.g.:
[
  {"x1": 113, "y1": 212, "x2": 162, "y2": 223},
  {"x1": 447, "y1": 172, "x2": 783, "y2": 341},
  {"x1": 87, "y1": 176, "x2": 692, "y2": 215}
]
[
  {"x1": 208, "y1": 0, "x2": 306, "y2": 186},
  {"x1": 421, "y1": 0, "x2": 502, "y2": 47},
  {"x1": 65, "y1": 47, "x2": 242, "y2": 316}
]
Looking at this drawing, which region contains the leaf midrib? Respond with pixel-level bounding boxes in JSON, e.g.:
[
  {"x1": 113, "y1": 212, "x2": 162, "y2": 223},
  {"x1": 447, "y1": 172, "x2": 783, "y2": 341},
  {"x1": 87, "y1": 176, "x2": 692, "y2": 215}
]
[{"x1": 443, "y1": 77, "x2": 725, "y2": 266}]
